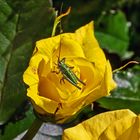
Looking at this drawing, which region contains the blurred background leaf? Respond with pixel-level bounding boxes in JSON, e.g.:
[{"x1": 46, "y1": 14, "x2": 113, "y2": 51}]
[
  {"x1": 0, "y1": 107, "x2": 35, "y2": 140},
  {"x1": 95, "y1": 11, "x2": 131, "y2": 59},
  {"x1": 0, "y1": 0, "x2": 55, "y2": 124}
]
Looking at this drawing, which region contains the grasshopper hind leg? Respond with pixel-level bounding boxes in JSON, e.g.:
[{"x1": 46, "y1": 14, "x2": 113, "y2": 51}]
[{"x1": 78, "y1": 78, "x2": 86, "y2": 86}]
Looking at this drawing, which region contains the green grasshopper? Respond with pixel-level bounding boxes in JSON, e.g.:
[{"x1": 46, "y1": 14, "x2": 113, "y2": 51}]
[{"x1": 53, "y1": 36, "x2": 86, "y2": 90}]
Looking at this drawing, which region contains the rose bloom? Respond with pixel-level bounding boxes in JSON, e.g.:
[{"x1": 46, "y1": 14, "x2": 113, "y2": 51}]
[
  {"x1": 62, "y1": 109, "x2": 140, "y2": 140},
  {"x1": 23, "y1": 21, "x2": 116, "y2": 123}
]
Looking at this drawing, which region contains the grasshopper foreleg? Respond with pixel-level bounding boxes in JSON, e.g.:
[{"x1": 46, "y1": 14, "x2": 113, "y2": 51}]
[{"x1": 51, "y1": 69, "x2": 60, "y2": 74}]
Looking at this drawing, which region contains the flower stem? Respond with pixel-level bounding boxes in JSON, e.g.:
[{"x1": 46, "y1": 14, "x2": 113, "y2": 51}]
[{"x1": 21, "y1": 118, "x2": 43, "y2": 140}]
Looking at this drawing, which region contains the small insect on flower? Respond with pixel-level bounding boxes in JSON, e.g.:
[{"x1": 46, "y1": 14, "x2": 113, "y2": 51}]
[{"x1": 52, "y1": 36, "x2": 86, "y2": 90}]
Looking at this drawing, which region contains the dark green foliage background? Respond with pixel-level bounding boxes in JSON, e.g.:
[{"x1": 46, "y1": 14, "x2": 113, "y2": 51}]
[{"x1": 0, "y1": 0, "x2": 140, "y2": 139}]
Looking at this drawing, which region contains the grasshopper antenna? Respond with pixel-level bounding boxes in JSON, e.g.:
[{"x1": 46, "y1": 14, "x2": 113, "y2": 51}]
[
  {"x1": 59, "y1": 2, "x2": 64, "y2": 34},
  {"x1": 58, "y1": 2, "x2": 64, "y2": 62},
  {"x1": 58, "y1": 37, "x2": 62, "y2": 62}
]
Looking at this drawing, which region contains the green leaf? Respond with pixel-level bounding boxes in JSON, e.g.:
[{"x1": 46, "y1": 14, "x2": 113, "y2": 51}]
[
  {"x1": 0, "y1": 108, "x2": 35, "y2": 140},
  {"x1": 0, "y1": 0, "x2": 55, "y2": 124},
  {"x1": 97, "y1": 65, "x2": 140, "y2": 114},
  {"x1": 95, "y1": 11, "x2": 130, "y2": 58}
]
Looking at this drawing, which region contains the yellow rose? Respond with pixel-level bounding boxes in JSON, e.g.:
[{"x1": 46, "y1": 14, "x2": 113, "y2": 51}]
[
  {"x1": 23, "y1": 21, "x2": 116, "y2": 123},
  {"x1": 62, "y1": 109, "x2": 140, "y2": 140}
]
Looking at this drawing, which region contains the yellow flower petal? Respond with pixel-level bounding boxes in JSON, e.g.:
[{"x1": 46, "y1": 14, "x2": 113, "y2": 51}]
[
  {"x1": 36, "y1": 34, "x2": 85, "y2": 60},
  {"x1": 62, "y1": 109, "x2": 138, "y2": 140},
  {"x1": 57, "y1": 34, "x2": 85, "y2": 58},
  {"x1": 73, "y1": 57, "x2": 99, "y2": 92},
  {"x1": 75, "y1": 21, "x2": 107, "y2": 78},
  {"x1": 99, "y1": 115, "x2": 137, "y2": 140},
  {"x1": 38, "y1": 77, "x2": 60, "y2": 102},
  {"x1": 23, "y1": 54, "x2": 43, "y2": 86},
  {"x1": 36, "y1": 36, "x2": 59, "y2": 60},
  {"x1": 27, "y1": 84, "x2": 58, "y2": 114},
  {"x1": 38, "y1": 59, "x2": 51, "y2": 78},
  {"x1": 82, "y1": 60, "x2": 116, "y2": 106},
  {"x1": 117, "y1": 115, "x2": 140, "y2": 140}
]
